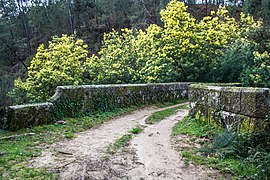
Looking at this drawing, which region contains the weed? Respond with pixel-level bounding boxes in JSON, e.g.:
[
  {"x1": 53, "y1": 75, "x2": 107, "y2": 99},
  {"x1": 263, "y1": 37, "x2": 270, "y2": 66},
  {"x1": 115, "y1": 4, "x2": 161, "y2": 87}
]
[
  {"x1": 130, "y1": 126, "x2": 144, "y2": 134},
  {"x1": 173, "y1": 115, "x2": 270, "y2": 179},
  {"x1": 106, "y1": 134, "x2": 133, "y2": 154},
  {"x1": 172, "y1": 117, "x2": 215, "y2": 137},
  {"x1": 146, "y1": 105, "x2": 188, "y2": 124}
]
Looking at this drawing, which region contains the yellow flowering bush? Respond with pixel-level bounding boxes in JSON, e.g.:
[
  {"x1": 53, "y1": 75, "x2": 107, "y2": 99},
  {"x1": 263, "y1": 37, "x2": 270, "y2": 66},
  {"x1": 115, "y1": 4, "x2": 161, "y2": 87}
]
[
  {"x1": 85, "y1": 0, "x2": 259, "y2": 83},
  {"x1": 9, "y1": 35, "x2": 88, "y2": 103}
]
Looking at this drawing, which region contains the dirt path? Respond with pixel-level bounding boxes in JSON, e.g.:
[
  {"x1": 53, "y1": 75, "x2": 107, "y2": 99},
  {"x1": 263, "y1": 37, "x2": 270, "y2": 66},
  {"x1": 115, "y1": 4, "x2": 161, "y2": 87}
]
[{"x1": 29, "y1": 103, "x2": 219, "y2": 179}]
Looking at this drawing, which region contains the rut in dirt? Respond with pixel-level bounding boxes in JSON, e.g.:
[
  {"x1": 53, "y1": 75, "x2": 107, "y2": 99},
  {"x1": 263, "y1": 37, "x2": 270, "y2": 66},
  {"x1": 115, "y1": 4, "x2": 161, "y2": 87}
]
[{"x1": 29, "y1": 103, "x2": 219, "y2": 179}]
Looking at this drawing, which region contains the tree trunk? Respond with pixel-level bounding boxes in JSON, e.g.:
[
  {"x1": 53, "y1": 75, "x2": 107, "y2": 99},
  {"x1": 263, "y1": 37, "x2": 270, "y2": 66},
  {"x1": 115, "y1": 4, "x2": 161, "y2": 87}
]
[
  {"x1": 66, "y1": 0, "x2": 74, "y2": 34},
  {"x1": 16, "y1": 0, "x2": 32, "y2": 55}
]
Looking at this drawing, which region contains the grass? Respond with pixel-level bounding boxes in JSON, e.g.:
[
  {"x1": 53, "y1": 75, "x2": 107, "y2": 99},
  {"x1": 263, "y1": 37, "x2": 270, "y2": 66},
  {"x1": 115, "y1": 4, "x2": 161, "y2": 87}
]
[
  {"x1": 172, "y1": 116, "x2": 261, "y2": 179},
  {"x1": 107, "y1": 126, "x2": 144, "y2": 154},
  {"x1": 0, "y1": 107, "x2": 135, "y2": 179},
  {"x1": 156, "y1": 99, "x2": 188, "y2": 108},
  {"x1": 106, "y1": 134, "x2": 133, "y2": 154},
  {"x1": 145, "y1": 104, "x2": 188, "y2": 124},
  {"x1": 172, "y1": 116, "x2": 216, "y2": 137},
  {"x1": 129, "y1": 126, "x2": 144, "y2": 134}
]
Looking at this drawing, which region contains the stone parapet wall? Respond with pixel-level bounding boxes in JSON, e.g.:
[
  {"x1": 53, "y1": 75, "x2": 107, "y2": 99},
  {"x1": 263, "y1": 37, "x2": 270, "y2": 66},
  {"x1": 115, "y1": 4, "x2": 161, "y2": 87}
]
[
  {"x1": 6, "y1": 103, "x2": 54, "y2": 130},
  {"x1": 1, "y1": 83, "x2": 190, "y2": 130},
  {"x1": 189, "y1": 84, "x2": 270, "y2": 132}
]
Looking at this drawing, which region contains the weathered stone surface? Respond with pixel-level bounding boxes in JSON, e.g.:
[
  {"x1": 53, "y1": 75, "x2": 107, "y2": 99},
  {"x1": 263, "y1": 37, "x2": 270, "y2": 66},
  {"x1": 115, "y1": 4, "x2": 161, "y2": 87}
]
[
  {"x1": 50, "y1": 83, "x2": 190, "y2": 116},
  {"x1": 3, "y1": 83, "x2": 190, "y2": 130},
  {"x1": 218, "y1": 111, "x2": 247, "y2": 131},
  {"x1": 220, "y1": 87, "x2": 241, "y2": 113},
  {"x1": 188, "y1": 84, "x2": 208, "y2": 106},
  {"x1": 189, "y1": 83, "x2": 270, "y2": 132},
  {"x1": 0, "y1": 107, "x2": 6, "y2": 129},
  {"x1": 241, "y1": 88, "x2": 270, "y2": 118},
  {"x1": 6, "y1": 103, "x2": 53, "y2": 130},
  {"x1": 206, "y1": 86, "x2": 221, "y2": 108}
]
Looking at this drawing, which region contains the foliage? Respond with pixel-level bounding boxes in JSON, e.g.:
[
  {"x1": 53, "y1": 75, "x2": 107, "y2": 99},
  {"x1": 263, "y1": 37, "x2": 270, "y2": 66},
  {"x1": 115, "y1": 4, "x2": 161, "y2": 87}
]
[
  {"x1": 130, "y1": 126, "x2": 144, "y2": 134},
  {"x1": 243, "y1": 0, "x2": 270, "y2": 24},
  {"x1": 174, "y1": 115, "x2": 270, "y2": 179},
  {"x1": 241, "y1": 51, "x2": 270, "y2": 87},
  {"x1": 240, "y1": 26, "x2": 270, "y2": 87},
  {"x1": 210, "y1": 38, "x2": 256, "y2": 83},
  {"x1": 9, "y1": 35, "x2": 88, "y2": 103},
  {"x1": 85, "y1": 0, "x2": 259, "y2": 84}
]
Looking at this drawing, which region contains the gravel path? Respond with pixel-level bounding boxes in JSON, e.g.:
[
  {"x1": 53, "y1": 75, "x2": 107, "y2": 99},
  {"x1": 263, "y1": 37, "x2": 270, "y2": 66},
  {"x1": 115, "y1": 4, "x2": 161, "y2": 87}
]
[{"x1": 29, "y1": 103, "x2": 219, "y2": 179}]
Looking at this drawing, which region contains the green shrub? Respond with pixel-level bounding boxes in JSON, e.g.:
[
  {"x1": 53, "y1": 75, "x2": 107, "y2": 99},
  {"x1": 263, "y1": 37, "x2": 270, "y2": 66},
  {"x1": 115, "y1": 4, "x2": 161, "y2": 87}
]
[
  {"x1": 210, "y1": 38, "x2": 256, "y2": 83},
  {"x1": 241, "y1": 51, "x2": 270, "y2": 87},
  {"x1": 84, "y1": 0, "x2": 259, "y2": 84},
  {"x1": 9, "y1": 35, "x2": 89, "y2": 104}
]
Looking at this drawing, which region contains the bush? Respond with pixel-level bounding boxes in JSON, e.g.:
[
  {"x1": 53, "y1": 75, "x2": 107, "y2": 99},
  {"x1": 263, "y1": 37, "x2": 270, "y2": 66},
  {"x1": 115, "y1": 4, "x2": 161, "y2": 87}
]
[
  {"x1": 85, "y1": 0, "x2": 259, "y2": 83},
  {"x1": 210, "y1": 38, "x2": 256, "y2": 83},
  {"x1": 240, "y1": 26, "x2": 270, "y2": 87},
  {"x1": 9, "y1": 35, "x2": 89, "y2": 104},
  {"x1": 203, "y1": 118, "x2": 270, "y2": 179},
  {"x1": 241, "y1": 51, "x2": 270, "y2": 87}
]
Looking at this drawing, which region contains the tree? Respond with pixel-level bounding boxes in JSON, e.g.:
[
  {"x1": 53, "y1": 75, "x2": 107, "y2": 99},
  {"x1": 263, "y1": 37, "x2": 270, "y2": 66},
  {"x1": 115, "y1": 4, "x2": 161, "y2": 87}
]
[
  {"x1": 85, "y1": 0, "x2": 259, "y2": 84},
  {"x1": 9, "y1": 35, "x2": 89, "y2": 103},
  {"x1": 244, "y1": 0, "x2": 270, "y2": 24}
]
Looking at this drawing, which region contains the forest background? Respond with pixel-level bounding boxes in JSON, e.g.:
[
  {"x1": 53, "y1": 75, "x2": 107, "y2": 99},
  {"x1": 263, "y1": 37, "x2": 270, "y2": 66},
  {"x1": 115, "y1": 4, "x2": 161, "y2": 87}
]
[{"x1": 0, "y1": 0, "x2": 270, "y2": 106}]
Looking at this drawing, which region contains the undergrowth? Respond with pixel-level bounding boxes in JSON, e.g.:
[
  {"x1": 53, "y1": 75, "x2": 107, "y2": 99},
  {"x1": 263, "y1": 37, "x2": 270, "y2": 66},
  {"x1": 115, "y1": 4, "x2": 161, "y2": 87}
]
[{"x1": 173, "y1": 116, "x2": 270, "y2": 179}]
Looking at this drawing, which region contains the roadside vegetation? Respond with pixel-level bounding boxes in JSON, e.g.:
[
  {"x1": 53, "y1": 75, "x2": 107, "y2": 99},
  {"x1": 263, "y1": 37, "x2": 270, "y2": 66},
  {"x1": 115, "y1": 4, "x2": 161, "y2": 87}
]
[
  {"x1": 106, "y1": 126, "x2": 144, "y2": 155},
  {"x1": 0, "y1": 107, "x2": 136, "y2": 179},
  {"x1": 173, "y1": 116, "x2": 270, "y2": 179},
  {"x1": 146, "y1": 104, "x2": 188, "y2": 124}
]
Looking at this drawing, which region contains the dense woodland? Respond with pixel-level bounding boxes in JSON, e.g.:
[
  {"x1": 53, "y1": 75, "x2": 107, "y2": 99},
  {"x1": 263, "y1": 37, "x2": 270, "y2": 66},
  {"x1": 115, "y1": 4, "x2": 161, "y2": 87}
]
[{"x1": 0, "y1": 0, "x2": 270, "y2": 106}]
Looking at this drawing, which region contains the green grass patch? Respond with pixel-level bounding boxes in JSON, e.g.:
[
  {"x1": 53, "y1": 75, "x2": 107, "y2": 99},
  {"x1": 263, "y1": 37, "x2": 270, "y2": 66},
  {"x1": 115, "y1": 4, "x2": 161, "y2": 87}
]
[
  {"x1": 181, "y1": 151, "x2": 257, "y2": 178},
  {"x1": 146, "y1": 104, "x2": 188, "y2": 124},
  {"x1": 172, "y1": 116, "x2": 215, "y2": 137},
  {"x1": 129, "y1": 126, "x2": 144, "y2": 134},
  {"x1": 0, "y1": 107, "x2": 135, "y2": 179},
  {"x1": 156, "y1": 99, "x2": 188, "y2": 108},
  {"x1": 106, "y1": 134, "x2": 133, "y2": 154},
  {"x1": 107, "y1": 126, "x2": 145, "y2": 155},
  {"x1": 173, "y1": 116, "x2": 267, "y2": 179}
]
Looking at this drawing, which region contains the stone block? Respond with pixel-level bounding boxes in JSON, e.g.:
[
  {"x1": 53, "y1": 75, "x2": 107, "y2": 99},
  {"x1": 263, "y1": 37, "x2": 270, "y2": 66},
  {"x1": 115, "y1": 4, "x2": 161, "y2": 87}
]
[
  {"x1": 188, "y1": 85, "x2": 208, "y2": 106},
  {"x1": 206, "y1": 86, "x2": 222, "y2": 108},
  {"x1": 218, "y1": 111, "x2": 247, "y2": 131},
  {"x1": 6, "y1": 103, "x2": 53, "y2": 131},
  {"x1": 0, "y1": 107, "x2": 6, "y2": 129},
  {"x1": 220, "y1": 87, "x2": 241, "y2": 113},
  {"x1": 240, "y1": 88, "x2": 270, "y2": 118}
]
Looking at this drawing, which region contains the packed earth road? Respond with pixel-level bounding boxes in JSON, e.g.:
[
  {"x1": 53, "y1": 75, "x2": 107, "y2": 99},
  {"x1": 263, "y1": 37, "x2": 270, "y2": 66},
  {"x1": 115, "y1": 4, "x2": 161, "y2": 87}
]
[{"x1": 29, "y1": 103, "x2": 219, "y2": 180}]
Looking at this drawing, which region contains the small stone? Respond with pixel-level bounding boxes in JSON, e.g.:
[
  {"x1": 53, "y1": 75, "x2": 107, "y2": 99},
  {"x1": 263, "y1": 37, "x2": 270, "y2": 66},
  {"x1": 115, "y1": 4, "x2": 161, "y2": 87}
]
[{"x1": 56, "y1": 120, "x2": 67, "y2": 125}]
